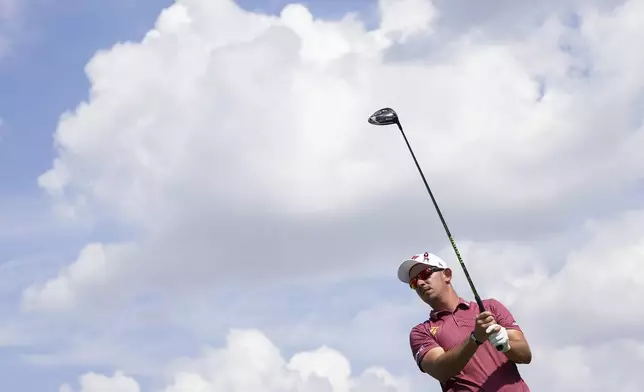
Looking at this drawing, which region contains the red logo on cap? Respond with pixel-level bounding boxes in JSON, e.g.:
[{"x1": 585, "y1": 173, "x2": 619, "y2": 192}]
[
  {"x1": 411, "y1": 255, "x2": 419, "y2": 260},
  {"x1": 424, "y1": 252, "x2": 429, "y2": 261}
]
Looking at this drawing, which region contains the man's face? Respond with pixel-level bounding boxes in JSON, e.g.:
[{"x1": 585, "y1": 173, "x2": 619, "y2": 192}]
[{"x1": 409, "y1": 265, "x2": 450, "y2": 302}]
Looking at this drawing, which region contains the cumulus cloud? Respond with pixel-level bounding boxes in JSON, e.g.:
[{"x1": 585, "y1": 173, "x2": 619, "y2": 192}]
[
  {"x1": 59, "y1": 371, "x2": 140, "y2": 392},
  {"x1": 25, "y1": 0, "x2": 644, "y2": 313},
  {"x1": 21, "y1": 242, "x2": 138, "y2": 312},
  {"x1": 60, "y1": 329, "x2": 410, "y2": 392},
  {"x1": 515, "y1": 209, "x2": 644, "y2": 343},
  {"x1": 378, "y1": 0, "x2": 437, "y2": 40},
  {"x1": 38, "y1": 0, "x2": 644, "y2": 224},
  {"x1": 267, "y1": 206, "x2": 644, "y2": 390},
  {"x1": 424, "y1": 207, "x2": 644, "y2": 340},
  {"x1": 25, "y1": 204, "x2": 644, "y2": 392},
  {"x1": 521, "y1": 340, "x2": 644, "y2": 392},
  {"x1": 13, "y1": 0, "x2": 644, "y2": 391},
  {"x1": 411, "y1": 207, "x2": 644, "y2": 391}
]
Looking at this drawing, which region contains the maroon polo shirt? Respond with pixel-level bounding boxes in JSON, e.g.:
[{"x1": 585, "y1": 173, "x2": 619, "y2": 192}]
[{"x1": 409, "y1": 297, "x2": 530, "y2": 392}]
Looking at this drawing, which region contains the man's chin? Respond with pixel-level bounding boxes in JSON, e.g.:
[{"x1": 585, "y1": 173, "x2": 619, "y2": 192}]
[{"x1": 421, "y1": 290, "x2": 435, "y2": 301}]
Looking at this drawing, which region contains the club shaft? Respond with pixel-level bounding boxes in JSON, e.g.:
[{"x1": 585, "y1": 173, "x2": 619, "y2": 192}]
[{"x1": 395, "y1": 122, "x2": 485, "y2": 312}]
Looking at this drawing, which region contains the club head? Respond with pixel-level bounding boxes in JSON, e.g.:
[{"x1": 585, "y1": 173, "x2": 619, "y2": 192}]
[{"x1": 368, "y1": 107, "x2": 399, "y2": 126}]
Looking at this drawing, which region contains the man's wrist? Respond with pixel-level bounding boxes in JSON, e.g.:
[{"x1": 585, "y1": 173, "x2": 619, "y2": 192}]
[{"x1": 470, "y1": 332, "x2": 484, "y2": 346}]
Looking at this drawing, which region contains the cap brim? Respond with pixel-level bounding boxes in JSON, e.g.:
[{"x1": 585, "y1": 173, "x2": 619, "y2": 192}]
[{"x1": 397, "y1": 259, "x2": 425, "y2": 283}]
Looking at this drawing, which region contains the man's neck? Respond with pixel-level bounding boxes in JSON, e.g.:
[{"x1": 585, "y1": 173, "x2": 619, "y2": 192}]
[{"x1": 430, "y1": 290, "x2": 460, "y2": 312}]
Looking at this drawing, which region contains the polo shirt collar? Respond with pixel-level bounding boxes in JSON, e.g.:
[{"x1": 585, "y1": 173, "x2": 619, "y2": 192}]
[{"x1": 429, "y1": 297, "x2": 471, "y2": 320}]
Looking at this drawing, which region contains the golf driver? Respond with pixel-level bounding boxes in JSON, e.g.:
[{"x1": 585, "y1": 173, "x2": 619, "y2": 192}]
[{"x1": 368, "y1": 107, "x2": 503, "y2": 351}]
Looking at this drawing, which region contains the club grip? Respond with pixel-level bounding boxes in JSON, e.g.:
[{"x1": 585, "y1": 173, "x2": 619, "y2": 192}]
[{"x1": 476, "y1": 297, "x2": 504, "y2": 351}]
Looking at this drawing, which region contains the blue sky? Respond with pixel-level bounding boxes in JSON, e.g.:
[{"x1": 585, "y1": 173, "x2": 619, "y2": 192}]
[
  {"x1": 0, "y1": 0, "x2": 378, "y2": 243},
  {"x1": 0, "y1": 2, "x2": 383, "y2": 390},
  {"x1": 0, "y1": 0, "x2": 378, "y2": 191},
  {"x1": 1, "y1": 3, "x2": 174, "y2": 386},
  {"x1": 0, "y1": 0, "x2": 173, "y2": 194},
  {"x1": 2, "y1": 0, "x2": 644, "y2": 391}
]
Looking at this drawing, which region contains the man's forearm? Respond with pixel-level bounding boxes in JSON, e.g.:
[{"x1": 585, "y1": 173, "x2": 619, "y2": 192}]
[
  {"x1": 425, "y1": 336, "x2": 479, "y2": 382},
  {"x1": 504, "y1": 338, "x2": 532, "y2": 364}
]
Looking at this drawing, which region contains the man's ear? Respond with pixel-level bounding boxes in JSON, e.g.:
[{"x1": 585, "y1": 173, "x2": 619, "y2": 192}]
[{"x1": 443, "y1": 268, "x2": 452, "y2": 283}]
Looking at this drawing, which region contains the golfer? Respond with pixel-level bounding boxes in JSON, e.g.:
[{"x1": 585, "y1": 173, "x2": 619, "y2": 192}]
[{"x1": 398, "y1": 252, "x2": 532, "y2": 391}]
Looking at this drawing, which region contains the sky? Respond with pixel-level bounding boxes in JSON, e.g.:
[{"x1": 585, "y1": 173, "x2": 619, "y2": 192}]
[{"x1": 1, "y1": 0, "x2": 644, "y2": 391}]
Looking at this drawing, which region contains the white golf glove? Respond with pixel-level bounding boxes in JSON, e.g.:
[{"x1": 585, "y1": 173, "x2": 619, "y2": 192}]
[{"x1": 486, "y1": 324, "x2": 511, "y2": 353}]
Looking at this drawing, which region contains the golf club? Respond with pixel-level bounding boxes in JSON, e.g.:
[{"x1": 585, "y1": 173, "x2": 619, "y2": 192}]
[{"x1": 368, "y1": 107, "x2": 503, "y2": 351}]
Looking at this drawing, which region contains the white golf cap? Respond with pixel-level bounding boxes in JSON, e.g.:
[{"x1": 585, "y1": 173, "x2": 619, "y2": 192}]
[{"x1": 397, "y1": 252, "x2": 448, "y2": 284}]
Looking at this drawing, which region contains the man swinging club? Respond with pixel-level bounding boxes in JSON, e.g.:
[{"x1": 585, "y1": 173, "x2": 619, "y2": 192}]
[{"x1": 398, "y1": 252, "x2": 533, "y2": 391}]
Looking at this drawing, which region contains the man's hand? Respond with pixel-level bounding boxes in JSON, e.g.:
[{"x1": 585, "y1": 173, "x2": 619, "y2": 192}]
[
  {"x1": 487, "y1": 325, "x2": 511, "y2": 352},
  {"x1": 473, "y1": 311, "x2": 500, "y2": 342}
]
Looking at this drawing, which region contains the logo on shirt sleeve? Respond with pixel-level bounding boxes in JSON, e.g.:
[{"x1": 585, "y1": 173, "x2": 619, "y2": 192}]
[
  {"x1": 415, "y1": 345, "x2": 425, "y2": 362},
  {"x1": 430, "y1": 326, "x2": 439, "y2": 336}
]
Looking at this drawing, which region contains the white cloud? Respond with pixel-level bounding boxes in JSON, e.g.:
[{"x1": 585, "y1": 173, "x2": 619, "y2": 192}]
[
  {"x1": 60, "y1": 329, "x2": 410, "y2": 392},
  {"x1": 25, "y1": 0, "x2": 644, "y2": 313},
  {"x1": 21, "y1": 204, "x2": 644, "y2": 392},
  {"x1": 10, "y1": 0, "x2": 644, "y2": 391},
  {"x1": 21, "y1": 242, "x2": 138, "y2": 312},
  {"x1": 418, "y1": 208, "x2": 644, "y2": 391},
  {"x1": 514, "y1": 209, "x2": 644, "y2": 344},
  {"x1": 521, "y1": 340, "x2": 644, "y2": 392},
  {"x1": 419, "y1": 208, "x2": 644, "y2": 342},
  {"x1": 60, "y1": 371, "x2": 140, "y2": 392},
  {"x1": 275, "y1": 209, "x2": 644, "y2": 389},
  {"x1": 39, "y1": 0, "x2": 644, "y2": 226},
  {"x1": 378, "y1": 0, "x2": 437, "y2": 40}
]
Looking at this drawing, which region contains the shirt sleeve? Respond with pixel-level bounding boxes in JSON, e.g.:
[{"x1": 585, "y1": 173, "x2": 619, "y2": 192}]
[
  {"x1": 409, "y1": 323, "x2": 440, "y2": 370},
  {"x1": 487, "y1": 298, "x2": 522, "y2": 332}
]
